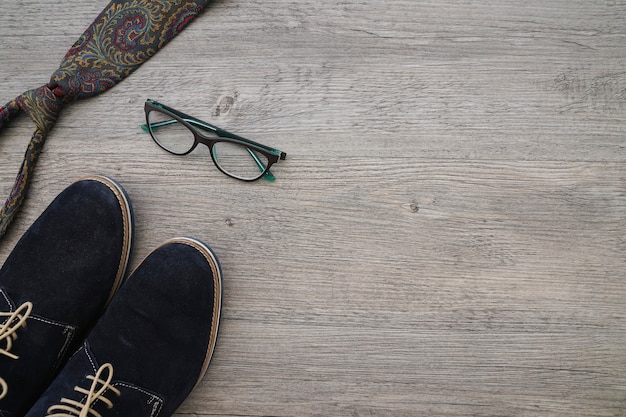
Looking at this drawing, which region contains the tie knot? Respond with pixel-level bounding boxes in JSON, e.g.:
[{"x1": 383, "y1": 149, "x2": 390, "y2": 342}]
[{"x1": 15, "y1": 84, "x2": 65, "y2": 135}]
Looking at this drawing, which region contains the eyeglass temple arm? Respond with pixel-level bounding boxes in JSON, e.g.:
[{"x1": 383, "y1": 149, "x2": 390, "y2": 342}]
[
  {"x1": 141, "y1": 119, "x2": 175, "y2": 132},
  {"x1": 245, "y1": 148, "x2": 276, "y2": 181},
  {"x1": 197, "y1": 121, "x2": 287, "y2": 162}
]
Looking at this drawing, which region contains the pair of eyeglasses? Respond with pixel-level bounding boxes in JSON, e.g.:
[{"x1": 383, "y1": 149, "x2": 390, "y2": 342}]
[{"x1": 142, "y1": 99, "x2": 286, "y2": 181}]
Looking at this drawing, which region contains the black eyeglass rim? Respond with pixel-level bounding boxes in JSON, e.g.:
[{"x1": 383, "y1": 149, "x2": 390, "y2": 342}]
[{"x1": 144, "y1": 99, "x2": 286, "y2": 181}]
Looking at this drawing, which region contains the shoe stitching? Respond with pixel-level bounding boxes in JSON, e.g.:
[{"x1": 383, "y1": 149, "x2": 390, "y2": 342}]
[
  {"x1": 0, "y1": 291, "x2": 74, "y2": 338},
  {"x1": 81, "y1": 341, "x2": 98, "y2": 373},
  {"x1": 0, "y1": 290, "x2": 14, "y2": 310},
  {"x1": 51, "y1": 324, "x2": 76, "y2": 372},
  {"x1": 10, "y1": 314, "x2": 76, "y2": 372},
  {"x1": 111, "y1": 382, "x2": 164, "y2": 417},
  {"x1": 0, "y1": 291, "x2": 77, "y2": 400},
  {"x1": 0, "y1": 301, "x2": 33, "y2": 400},
  {"x1": 81, "y1": 342, "x2": 165, "y2": 417},
  {"x1": 46, "y1": 363, "x2": 120, "y2": 417}
]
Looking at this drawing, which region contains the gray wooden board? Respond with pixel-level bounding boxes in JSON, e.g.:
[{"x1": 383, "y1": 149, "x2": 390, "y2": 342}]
[{"x1": 1, "y1": 1, "x2": 625, "y2": 416}]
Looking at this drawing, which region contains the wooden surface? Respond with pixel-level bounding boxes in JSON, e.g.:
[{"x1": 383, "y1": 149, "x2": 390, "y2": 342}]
[{"x1": 1, "y1": 1, "x2": 625, "y2": 416}]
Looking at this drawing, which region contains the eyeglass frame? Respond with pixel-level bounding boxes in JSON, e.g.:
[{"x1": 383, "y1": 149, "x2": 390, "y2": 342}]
[{"x1": 142, "y1": 99, "x2": 287, "y2": 181}]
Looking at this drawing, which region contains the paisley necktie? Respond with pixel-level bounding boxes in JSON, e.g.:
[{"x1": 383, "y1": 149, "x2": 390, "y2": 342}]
[{"x1": 0, "y1": 0, "x2": 210, "y2": 239}]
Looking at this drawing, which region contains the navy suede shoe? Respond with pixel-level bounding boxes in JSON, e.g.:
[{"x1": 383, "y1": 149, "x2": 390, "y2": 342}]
[
  {"x1": 24, "y1": 237, "x2": 223, "y2": 417},
  {"x1": 0, "y1": 176, "x2": 133, "y2": 417}
]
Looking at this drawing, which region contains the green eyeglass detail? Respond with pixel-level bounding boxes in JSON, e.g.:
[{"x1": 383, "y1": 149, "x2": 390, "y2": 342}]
[{"x1": 141, "y1": 99, "x2": 286, "y2": 182}]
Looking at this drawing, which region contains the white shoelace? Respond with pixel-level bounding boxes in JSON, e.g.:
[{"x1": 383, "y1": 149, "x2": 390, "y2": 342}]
[
  {"x1": 0, "y1": 301, "x2": 33, "y2": 400},
  {"x1": 46, "y1": 363, "x2": 120, "y2": 417}
]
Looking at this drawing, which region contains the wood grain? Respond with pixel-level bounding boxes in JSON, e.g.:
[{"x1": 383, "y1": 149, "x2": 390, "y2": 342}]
[{"x1": 1, "y1": 1, "x2": 625, "y2": 416}]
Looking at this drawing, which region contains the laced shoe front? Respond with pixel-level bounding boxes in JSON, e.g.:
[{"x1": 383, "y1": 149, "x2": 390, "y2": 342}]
[
  {"x1": 23, "y1": 238, "x2": 222, "y2": 417},
  {"x1": 46, "y1": 363, "x2": 120, "y2": 417},
  {"x1": 0, "y1": 302, "x2": 33, "y2": 400},
  {"x1": 0, "y1": 176, "x2": 133, "y2": 416}
]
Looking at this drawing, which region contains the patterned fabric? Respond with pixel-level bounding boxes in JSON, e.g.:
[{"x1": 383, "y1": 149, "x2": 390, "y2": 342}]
[{"x1": 0, "y1": 0, "x2": 209, "y2": 238}]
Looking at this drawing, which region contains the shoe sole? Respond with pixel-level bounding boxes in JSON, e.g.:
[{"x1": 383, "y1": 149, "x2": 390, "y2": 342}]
[
  {"x1": 166, "y1": 237, "x2": 223, "y2": 387},
  {"x1": 79, "y1": 175, "x2": 134, "y2": 306}
]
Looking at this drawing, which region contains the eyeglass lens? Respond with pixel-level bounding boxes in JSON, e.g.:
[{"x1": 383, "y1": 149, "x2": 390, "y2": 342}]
[
  {"x1": 212, "y1": 141, "x2": 270, "y2": 180},
  {"x1": 148, "y1": 110, "x2": 195, "y2": 154},
  {"x1": 147, "y1": 109, "x2": 271, "y2": 181}
]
